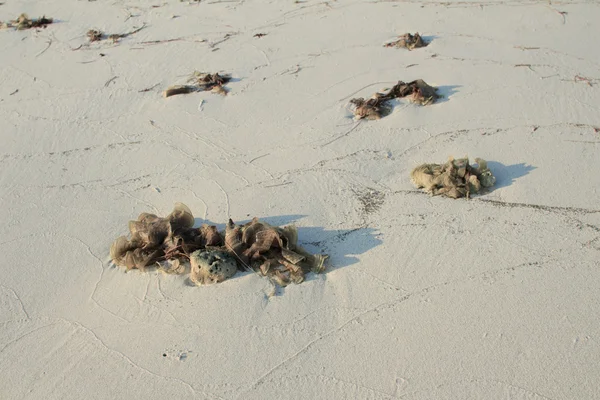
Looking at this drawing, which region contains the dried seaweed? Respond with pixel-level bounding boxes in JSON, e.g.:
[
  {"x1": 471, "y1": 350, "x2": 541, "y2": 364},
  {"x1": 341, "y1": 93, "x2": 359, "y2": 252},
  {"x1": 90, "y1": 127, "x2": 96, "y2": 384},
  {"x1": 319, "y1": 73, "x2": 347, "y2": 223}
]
[
  {"x1": 1, "y1": 14, "x2": 53, "y2": 30},
  {"x1": 87, "y1": 29, "x2": 103, "y2": 42},
  {"x1": 350, "y1": 79, "x2": 439, "y2": 120},
  {"x1": 411, "y1": 157, "x2": 496, "y2": 199},
  {"x1": 163, "y1": 72, "x2": 232, "y2": 97},
  {"x1": 110, "y1": 203, "x2": 222, "y2": 271},
  {"x1": 225, "y1": 217, "x2": 328, "y2": 286},
  {"x1": 110, "y1": 203, "x2": 327, "y2": 287},
  {"x1": 85, "y1": 25, "x2": 146, "y2": 43},
  {"x1": 384, "y1": 33, "x2": 428, "y2": 50}
]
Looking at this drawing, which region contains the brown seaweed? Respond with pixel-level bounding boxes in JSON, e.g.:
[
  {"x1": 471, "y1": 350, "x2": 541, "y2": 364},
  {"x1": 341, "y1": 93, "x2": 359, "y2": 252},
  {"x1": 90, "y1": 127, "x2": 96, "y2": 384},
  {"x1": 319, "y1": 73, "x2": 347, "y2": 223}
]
[
  {"x1": 110, "y1": 204, "x2": 327, "y2": 287},
  {"x1": 350, "y1": 79, "x2": 439, "y2": 120},
  {"x1": 87, "y1": 29, "x2": 103, "y2": 42},
  {"x1": 163, "y1": 72, "x2": 232, "y2": 98},
  {"x1": 1, "y1": 14, "x2": 53, "y2": 30},
  {"x1": 225, "y1": 218, "x2": 328, "y2": 287},
  {"x1": 411, "y1": 157, "x2": 496, "y2": 199},
  {"x1": 110, "y1": 203, "x2": 223, "y2": 271},
  {"x1": 384, "y1": 33, "x2": 428, "y2": 50}
]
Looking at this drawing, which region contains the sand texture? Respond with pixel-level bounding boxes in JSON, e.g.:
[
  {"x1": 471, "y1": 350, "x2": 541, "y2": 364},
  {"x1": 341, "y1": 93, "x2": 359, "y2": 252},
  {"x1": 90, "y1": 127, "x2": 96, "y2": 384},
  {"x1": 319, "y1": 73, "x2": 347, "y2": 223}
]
[{"x1": 1, "y1": 0, "x2": 600, "y2": 399}]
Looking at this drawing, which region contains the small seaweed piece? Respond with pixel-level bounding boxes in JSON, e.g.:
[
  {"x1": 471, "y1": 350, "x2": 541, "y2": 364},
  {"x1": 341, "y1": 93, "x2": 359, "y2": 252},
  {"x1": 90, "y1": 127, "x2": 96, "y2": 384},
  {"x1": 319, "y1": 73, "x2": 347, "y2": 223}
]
[
  {"x1": 87, "y1": 29, "x2": 104, "y2": 42},
  {"x1": 2, "y1": 14, "x2": 53, "y2": 30},
  {"x1": 163, "y1": 72, "x2": 232, "y2": 98},
  {"x1": 189, "y1": 72, "x2": 231, "y2": 93},
  {"x1": 349, "y1": 79, "x2": 439, "y2": 119},
  {"x1": 384, "y1": 33, "x2": 428, "y2": 50},
  {"x1": 349, "y1": 97, "x2": 386, "y2": 120}
]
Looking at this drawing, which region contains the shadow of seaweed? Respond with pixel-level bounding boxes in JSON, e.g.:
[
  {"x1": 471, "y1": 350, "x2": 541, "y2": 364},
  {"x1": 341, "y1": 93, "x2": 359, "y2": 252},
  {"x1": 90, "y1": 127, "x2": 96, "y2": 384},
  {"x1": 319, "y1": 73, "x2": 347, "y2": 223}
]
[
  {"x1": 486, "y1": 161, "x2": 536, "y2": 190},
  {"x1": 435, "y1": 85, "x2": 461, "y2": 104},
  {"x1": 421, "y1": 35, "x2": 439, "y2": 44},
  {"x1": 299, "y1": 226, "x2": 382, "y2": 271}
]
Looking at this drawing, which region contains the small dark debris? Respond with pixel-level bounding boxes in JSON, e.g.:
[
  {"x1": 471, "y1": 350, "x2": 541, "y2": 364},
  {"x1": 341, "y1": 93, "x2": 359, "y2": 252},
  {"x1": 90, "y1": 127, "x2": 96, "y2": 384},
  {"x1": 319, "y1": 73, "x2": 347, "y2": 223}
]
[
  {"x1": 253, "y1": 33, "x2": 267, "y2": 38},
  {"x1": 87, "y1": 29, "x2": 103, "y2": 42}
]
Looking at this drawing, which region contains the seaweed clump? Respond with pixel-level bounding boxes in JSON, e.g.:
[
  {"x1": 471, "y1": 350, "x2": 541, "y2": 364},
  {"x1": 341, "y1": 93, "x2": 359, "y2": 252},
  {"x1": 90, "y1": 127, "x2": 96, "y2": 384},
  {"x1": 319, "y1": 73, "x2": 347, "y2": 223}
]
[
  {"x1": 109, "y1": 203, "x2": 327, "y2": 287},
  {"x1": 110, "y1": 203, "x2": 222, "y2": 271},
  {"x1": 350, "y1": 79, "x2": 439, "y2": 120},
  {"x1": 384, "y1": 33, "x2": 428, "y2": 50},
  {"x1": 225, "y1": 217, "x2": 328, "y2": 286},
  {"x1": 163, "y1": 72, "x2": 232, "y2": 98},
  {"x1": 1, "y1": 14, "x2": 53, "y2": 30},
  {"x1": 411, "y1": 157, "x2": 496, "y2": 199}
]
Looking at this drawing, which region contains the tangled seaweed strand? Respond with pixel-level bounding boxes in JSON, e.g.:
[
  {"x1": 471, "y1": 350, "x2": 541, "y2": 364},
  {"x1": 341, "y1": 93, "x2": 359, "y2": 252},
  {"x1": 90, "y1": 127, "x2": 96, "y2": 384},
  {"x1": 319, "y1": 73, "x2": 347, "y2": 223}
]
[
  {"x1": 1, "y1": 14, "x2": 53, "y2": 30},
  {"x1": 411, "y1": 157, "x2": 496, "y2": 199},
  {"x1": 384, "y1": 33, "x2": 428, "y2": 50},
  {"x1": 110, "y1": 204, "x2": 327, "y2": 287},
  {"x1": 350, "y1": 79, "x2": 439, "y2": 120},
  {"x1": 163, "y1": 72, "x2": 232, "y2": 97}
]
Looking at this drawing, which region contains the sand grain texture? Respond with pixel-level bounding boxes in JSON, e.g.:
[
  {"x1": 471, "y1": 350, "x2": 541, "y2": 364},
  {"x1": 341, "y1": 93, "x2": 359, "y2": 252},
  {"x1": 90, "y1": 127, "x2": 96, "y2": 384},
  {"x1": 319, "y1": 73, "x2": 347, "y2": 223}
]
[{"x1": 1, "y1": 0, "x2": 600, "y2": 399}]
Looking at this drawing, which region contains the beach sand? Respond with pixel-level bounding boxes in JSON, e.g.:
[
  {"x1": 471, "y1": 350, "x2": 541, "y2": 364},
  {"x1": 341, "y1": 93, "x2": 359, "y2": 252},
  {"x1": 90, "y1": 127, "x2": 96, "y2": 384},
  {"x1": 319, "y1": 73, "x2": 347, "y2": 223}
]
[{"x1": 1, "y1": 0, "x2": 599, "y2": 399}]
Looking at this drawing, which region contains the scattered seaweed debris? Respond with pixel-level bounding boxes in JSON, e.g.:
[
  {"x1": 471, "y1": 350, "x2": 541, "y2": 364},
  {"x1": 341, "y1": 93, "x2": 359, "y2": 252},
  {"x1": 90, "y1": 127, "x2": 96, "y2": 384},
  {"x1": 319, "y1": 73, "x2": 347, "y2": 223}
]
[
  {"x1": 384, "y1": 33, "x2": 428, "y2": 50},
  {"x1": 411, "y1": 157, "x2": 496, "y2": 199},
  {"x1": 85, "y1": 24, "x2": 146, "y2": 43},
  {"x1": 163, "y1": 72, "x2": 232, "y2": 98},
  {"x1": 253, "y1": 33, "x2": 267, "y2": 38},
  {"x1": 1, "y1": 14, "x2": 53, "y2": 30},
  {"x1": 350, "y1": 79, "x2": 439, "y2": 120},
  {"x1": 109, "y1": 203, "x2": 328, "y2": 287}
]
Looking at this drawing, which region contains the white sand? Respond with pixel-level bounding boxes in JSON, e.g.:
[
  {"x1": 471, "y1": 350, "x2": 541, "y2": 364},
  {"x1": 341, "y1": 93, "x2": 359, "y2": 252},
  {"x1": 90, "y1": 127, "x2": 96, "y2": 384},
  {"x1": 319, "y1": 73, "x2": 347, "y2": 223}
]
[{"x1": 1, "y1": 0, "x2": 600, "y2": 399}]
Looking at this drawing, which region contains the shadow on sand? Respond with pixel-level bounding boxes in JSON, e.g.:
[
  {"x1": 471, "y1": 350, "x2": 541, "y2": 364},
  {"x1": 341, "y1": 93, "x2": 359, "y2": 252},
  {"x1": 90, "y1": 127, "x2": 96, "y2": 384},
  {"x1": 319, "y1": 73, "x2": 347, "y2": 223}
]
[
  {"x1": 486, "y1": 161, "x2": 536, "y2": 190},
  {"x1": 421, "y1": 35, "x2": 439, "y2": 44},
  {"x1": 434, "y1": 85, "x2": 461, "y2": 104}
]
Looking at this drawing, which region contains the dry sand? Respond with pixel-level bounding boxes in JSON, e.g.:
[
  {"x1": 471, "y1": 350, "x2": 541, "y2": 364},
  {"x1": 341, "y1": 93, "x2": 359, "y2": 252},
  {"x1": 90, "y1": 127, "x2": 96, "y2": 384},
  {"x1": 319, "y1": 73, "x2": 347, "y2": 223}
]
[{"x1": 1, "y1": 0, "x2": 600, "y2": 399}]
